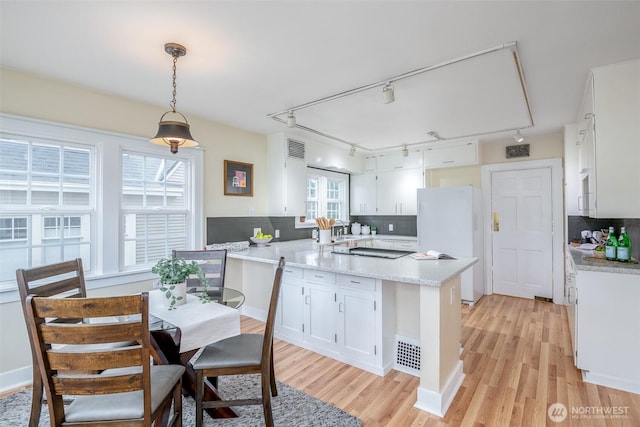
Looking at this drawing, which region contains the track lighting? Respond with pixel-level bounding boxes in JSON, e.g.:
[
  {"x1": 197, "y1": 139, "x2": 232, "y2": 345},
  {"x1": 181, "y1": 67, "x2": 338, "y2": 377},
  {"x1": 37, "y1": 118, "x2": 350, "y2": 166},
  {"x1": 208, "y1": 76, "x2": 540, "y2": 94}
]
[
  {"x1": 287, "y1": 111, "x2": 296, "y2": 128},
  {"x1": 383, "y1": 82, "x2": 395, "y2": 104},
  {"x1": 513, "y1": 130, "x2": 524, "y2": 143},
  {"x1": 349, "y1": 145, "x2": 356, "y2": 157},
  {"x1": 402, "y1": 146, "x2": 408, "y2": 157},
  {"x1": 151, "y1": 43, "x2": 198, "y2": 154}
]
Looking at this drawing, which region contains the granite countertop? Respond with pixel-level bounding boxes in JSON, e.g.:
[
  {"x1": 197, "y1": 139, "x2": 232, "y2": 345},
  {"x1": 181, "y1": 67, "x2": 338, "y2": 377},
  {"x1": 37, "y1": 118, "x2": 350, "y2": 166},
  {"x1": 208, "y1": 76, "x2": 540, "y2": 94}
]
[
  {"x1": 568, "y1": 246, "x2": 640, "y2": 275},
  {"x1": 226, "y1": 238, "x2": 476, "y2": 287}
]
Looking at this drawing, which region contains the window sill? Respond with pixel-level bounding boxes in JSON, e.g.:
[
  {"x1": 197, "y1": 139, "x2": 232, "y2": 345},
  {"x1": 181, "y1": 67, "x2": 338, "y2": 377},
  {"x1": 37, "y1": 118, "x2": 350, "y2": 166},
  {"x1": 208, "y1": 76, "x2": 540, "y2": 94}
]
[{"x1": 0, "y1": 269, "x2": 157, "y2": 304}]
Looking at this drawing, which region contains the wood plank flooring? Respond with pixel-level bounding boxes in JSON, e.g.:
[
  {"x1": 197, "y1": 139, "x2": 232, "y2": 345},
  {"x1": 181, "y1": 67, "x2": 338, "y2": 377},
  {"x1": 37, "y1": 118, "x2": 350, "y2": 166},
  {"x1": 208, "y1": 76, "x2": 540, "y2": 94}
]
[
  {"x1": 4, "y1": 294, "x2": 638, "y2": 425},
  {"x1": 244, "y1": 294, "x2": 639, "y2": 426}
]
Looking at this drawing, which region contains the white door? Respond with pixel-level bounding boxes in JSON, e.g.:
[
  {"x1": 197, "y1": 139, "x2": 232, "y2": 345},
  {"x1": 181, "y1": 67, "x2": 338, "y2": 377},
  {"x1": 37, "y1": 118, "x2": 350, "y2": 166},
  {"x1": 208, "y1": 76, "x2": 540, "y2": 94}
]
[{"x1": 491, "y1": 168, "x2": 553, "y2": 299}]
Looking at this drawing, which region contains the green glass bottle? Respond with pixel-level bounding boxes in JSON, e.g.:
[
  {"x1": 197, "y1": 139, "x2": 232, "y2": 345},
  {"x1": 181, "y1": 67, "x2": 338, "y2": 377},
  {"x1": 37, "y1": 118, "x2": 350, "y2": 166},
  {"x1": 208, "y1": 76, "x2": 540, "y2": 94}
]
[
  {"x1": 605, "y1": 226, "x2": 618, "y2": 261},
  {"x1": 617, "y1": 226, "x2": 631, "y2": 262}
]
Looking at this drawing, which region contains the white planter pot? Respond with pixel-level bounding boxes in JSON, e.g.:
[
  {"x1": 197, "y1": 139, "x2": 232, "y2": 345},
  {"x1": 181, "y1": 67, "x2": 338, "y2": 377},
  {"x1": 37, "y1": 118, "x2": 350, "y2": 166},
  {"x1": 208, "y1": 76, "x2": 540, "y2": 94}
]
[{"x1": 161, "y1": 281, "x2": 187, "y2": 309}]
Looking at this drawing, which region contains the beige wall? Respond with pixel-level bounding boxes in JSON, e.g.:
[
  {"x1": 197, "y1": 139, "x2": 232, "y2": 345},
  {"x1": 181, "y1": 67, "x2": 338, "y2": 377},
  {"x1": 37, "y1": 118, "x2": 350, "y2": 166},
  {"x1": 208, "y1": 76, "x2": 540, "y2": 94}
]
[
  {"x1": 0, "y1": 67, "x2": 270, "y2": 217},
  {"x1": 426, "y1": 132, "x2": 564, "y2": 188}
]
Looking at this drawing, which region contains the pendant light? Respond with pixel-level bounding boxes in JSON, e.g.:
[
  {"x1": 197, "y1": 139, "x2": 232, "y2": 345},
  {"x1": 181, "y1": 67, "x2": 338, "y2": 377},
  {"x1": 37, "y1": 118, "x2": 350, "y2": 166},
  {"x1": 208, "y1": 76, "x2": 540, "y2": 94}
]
[{"x1": 151, "y1": 43, "x2": 198, "y2": 154}]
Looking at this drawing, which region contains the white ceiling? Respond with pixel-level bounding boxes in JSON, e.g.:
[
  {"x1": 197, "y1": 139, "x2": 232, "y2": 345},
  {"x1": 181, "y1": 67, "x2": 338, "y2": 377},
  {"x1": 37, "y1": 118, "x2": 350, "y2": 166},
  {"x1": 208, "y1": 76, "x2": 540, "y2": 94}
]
[{"x1": 1, "y1": 1, "x2": 639, "y2": 152}]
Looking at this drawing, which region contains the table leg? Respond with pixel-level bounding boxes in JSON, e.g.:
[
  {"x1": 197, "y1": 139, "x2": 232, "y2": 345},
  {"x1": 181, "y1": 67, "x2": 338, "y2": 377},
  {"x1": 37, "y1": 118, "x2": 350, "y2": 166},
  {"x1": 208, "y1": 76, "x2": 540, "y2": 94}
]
[{"x1": 150, "y1": 329, "x2": 238, "y2": 419}]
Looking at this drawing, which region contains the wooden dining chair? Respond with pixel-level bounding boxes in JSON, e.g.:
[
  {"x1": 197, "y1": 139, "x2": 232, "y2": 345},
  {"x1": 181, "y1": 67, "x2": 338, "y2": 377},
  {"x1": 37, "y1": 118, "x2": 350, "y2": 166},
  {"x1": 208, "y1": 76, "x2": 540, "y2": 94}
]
[
  {"x1": 16, "y1": 258, "x2": 88, "y2": 427},
  {"x1": 23, "y1": 292, "x2": 185, "y2": 427},
  {"x1": 172, "y1": 249, "x2": 227, "y2": 291},
  {"x1": 192, "y1": 257, "x2": 286, "y2": 427}
]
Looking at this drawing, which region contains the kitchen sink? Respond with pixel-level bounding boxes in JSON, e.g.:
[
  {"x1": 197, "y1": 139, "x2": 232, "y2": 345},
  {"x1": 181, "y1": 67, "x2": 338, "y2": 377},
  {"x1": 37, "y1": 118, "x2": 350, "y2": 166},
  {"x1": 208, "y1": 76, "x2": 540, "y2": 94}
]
[{"x1": 332, "y1": 246, "x2": 413, "y2": 259}]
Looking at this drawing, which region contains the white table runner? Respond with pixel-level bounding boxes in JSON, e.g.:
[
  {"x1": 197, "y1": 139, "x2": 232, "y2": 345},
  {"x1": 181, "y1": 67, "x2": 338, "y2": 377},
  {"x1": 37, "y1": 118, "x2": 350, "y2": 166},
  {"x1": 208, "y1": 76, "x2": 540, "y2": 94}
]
[{"x1": 148, "y1": 289, "x2": 241, "y2": 353}]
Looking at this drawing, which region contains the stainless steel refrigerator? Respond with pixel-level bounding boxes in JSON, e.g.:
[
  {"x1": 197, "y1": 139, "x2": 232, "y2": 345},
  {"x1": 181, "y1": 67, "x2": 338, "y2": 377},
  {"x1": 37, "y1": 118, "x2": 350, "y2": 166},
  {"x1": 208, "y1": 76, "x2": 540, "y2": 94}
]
[{"x1": 417, "y1": 185, "x2": 484, "y2": 304}]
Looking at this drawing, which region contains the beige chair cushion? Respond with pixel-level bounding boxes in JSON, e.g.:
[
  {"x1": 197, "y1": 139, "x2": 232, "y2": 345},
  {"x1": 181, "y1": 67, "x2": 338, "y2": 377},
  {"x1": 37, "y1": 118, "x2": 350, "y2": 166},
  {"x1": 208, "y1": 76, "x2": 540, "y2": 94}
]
[
  {"x1": 193, "y1": 334, "x2": 263, "y2": 370},
  {"x1": 64, "y1": 365, "x2": 184, "y2": 422}
]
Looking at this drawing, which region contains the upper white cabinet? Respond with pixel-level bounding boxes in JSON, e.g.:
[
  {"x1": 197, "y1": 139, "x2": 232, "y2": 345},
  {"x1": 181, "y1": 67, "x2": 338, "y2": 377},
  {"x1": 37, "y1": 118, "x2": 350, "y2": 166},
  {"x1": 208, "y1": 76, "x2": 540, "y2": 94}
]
[
  {"x1": 423, "y1": 139, "x2": 479, "y2": 169},
  {"x1": 376, "y1": 168, "x2": 423, "y2": 215},
  {"x1": 350, "y1": 151, "x2": 424, "y2": 216},
  {"x1": 350, "y1": 173, "x2": 377, "y2": 215},
  {"x1": 267, "y1": 134, "x2": 307, "y2": 216},
  {"x1": 579, "y1": 59, "x2": 640, "y2": 218}
]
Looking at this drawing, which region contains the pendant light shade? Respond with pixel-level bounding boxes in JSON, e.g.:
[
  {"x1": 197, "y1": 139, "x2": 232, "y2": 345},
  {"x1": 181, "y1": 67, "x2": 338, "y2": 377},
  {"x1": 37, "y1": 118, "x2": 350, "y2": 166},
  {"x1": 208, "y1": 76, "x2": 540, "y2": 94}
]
[
  {"x1": 151, "y1": 43, "x2": 198, "y2": 154},
  {"x1": 151, "y1": 112, "x2": 198, "y2": 154}
]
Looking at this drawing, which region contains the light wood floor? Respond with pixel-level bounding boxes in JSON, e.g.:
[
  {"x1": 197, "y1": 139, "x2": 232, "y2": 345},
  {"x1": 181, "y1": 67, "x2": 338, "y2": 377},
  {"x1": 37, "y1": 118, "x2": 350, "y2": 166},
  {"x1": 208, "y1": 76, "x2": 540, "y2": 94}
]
[
  {"x1": 244, "y1": 294, "x2": 639, "y2": 426},
  {"x1": 5, "y1": 295, "x2": 638, "y2": 425}
]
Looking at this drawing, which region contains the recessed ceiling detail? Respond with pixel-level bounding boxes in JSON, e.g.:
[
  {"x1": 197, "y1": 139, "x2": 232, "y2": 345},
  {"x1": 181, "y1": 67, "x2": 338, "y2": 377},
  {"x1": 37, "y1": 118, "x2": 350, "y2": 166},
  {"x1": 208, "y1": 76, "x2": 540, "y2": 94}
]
[{"x1": 268, "y1": 42, "x2": 534, "y2": 152}]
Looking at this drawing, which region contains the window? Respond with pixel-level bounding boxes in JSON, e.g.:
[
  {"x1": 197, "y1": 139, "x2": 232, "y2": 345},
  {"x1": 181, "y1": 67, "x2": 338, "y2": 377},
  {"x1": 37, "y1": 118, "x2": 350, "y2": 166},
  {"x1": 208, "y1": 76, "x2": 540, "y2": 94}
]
[
  {"x1": 0, "y1": 114, "x2": 203, "y2": 291},
  {"x1": 0, "y1": 133, "x2": 93, "y2": 283},
  {"x1": 122, "y1": 152, "x2": 190, "y2": 267},
  {"x1": 305, "y1": 168, "x2": 348, "y2": 222}
]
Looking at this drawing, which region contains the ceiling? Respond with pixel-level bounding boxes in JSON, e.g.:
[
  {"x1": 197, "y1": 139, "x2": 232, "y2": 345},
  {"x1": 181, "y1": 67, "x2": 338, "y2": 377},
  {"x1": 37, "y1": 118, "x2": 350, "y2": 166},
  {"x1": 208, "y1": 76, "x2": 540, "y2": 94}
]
[{"x1": 1, "y1": 1, "x2": 639, "y2": 152}]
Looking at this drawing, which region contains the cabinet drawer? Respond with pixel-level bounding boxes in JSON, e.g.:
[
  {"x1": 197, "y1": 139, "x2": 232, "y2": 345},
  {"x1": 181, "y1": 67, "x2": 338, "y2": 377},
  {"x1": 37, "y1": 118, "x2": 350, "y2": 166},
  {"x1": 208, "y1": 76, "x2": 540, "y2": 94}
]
[
  {"x1": 282, "y1": 266, "x2": 303, "y2": 279},
  {"x1": 304, "y1": 269, "x2": 335, "y2": 285},
  {"x1": 337, "y1": 274, "x2": 376, "y2": 292}
]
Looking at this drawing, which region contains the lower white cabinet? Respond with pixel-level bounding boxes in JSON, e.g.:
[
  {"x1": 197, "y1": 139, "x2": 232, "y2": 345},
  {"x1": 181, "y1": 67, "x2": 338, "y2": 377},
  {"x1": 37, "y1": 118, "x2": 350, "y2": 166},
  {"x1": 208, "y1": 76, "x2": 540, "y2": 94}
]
[
  {"x1": 275, "y1": 266, "x2": 393, "y2": 375},
  {"x1": 277, "y1": 266, "x2": 305, "y2": 342},
  {"x1": 574, "y1": 268, "x2": 640, "y2": 394},
  {"x1": 304, "y1": 271, "x2": 338, "y2": 352}
]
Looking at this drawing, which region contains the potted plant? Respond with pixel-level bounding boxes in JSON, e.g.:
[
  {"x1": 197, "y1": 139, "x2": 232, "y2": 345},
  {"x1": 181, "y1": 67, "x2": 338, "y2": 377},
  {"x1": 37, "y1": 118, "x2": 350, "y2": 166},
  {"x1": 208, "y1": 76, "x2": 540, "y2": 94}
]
[{"x1": 151, "y1": 258, "x2": 208, "y2": 309}]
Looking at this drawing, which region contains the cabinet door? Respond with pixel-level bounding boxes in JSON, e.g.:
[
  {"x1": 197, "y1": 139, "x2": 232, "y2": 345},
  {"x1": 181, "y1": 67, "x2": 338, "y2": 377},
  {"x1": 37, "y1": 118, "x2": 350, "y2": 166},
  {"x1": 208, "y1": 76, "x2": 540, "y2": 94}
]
[
  {"x1": 350, "y1": 174, "x2": 377, "y2": 215},
  {"x1": 276, "y1": 278, "x2": 305, "y2": 342},
  {"x1": 285, "y1": 157, "x2": 308, "y2": 217},
  {"x1": 591, "y1": 60, "x2": 640, "y2": 218},
  {"x1": 423, "y1": 140, "x2": 478, "y2": 169},
  {"x1": 376, "y1": 169, "x2": 423, "y2": 215},
  {"x1": 304, "y1": 282, "x2": 337, "y2": 352},
  {"x1": 338, "y1": 287, "x2": 376, "y2": 365}
]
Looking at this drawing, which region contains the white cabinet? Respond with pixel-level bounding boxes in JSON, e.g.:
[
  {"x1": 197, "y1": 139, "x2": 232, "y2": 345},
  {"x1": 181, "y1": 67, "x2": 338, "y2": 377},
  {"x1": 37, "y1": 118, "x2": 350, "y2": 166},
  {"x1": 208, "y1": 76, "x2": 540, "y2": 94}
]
[
  {"x1": 336, "y1": 274, "x2": 377, "y2": 366},
  {"x1": 423, "y1": 140, "x2": 479, "y2": 169},
  {"x1": 267, "y1": 133, "x2": 307, "y2": 216},
  {"x1": 351, "y1": 152, "x2": 424, "y2": 216},
  {"x1": 276, "y1": 266, "x2": 305, "y2": 342},
  {"x1": 578, "y1": 60, "x2": 640, "y2": 218},
  {"x1": 275, "y1": 267, "x2": 394, "y2": 375},
  {"x1": 350, "y1": 173, "x2": 377, "y2": 214},
  {"x1": 574, "y1": 267, "x2": 640, "y2": 393},
  {"x1": 372, "y1": 238, "x2": 417, "y2": 251},
  {"x1": 375, "y1": 151, "x2": 424, "y2": 172},
  {"x1": 303, "y1": 270, "x2": 337, "y2": 352},
  {"x1": 376, "y1": 168, "x2": 423, "y2": 215}
]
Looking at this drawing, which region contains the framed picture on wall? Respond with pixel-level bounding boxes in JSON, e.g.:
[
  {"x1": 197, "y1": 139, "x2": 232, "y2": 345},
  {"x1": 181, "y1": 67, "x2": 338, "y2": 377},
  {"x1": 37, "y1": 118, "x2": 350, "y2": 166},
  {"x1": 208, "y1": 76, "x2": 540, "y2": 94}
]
[{"x1": 224, "y1": 160, "x2": 253, "y2": 196}]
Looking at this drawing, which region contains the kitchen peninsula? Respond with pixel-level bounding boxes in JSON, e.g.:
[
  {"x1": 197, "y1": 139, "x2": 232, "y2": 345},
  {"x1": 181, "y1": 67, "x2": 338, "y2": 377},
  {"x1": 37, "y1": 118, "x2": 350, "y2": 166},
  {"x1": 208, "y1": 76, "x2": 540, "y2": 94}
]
[{"x1": 225, "y1": 238, "x2": 477, "y2": 417}]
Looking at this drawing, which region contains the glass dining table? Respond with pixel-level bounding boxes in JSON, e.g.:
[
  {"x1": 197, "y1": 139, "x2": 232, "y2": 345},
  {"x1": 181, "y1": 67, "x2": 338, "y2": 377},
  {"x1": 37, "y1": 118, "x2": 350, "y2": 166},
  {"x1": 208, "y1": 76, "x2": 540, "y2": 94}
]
[{"x1": 148, "y1": 286, "x2": 245, "y2": 420}]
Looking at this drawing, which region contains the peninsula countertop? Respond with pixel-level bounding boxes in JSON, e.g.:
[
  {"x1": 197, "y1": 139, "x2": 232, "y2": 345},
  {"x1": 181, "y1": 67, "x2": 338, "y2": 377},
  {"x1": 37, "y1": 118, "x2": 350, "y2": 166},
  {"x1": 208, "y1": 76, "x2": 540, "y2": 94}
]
[{"x1": 226, "y1": 238, "x2": 477, "y2": 287}]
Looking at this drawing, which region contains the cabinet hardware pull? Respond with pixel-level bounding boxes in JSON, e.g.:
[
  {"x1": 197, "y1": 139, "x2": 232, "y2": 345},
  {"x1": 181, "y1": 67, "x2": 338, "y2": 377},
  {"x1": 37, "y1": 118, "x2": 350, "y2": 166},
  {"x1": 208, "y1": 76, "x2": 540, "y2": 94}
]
[
  {"x1": 339, "y1": 302, "x2": 343, "y2": 313},
  {"x1": 350, "y1": 280, "x2": 360, "y2": 284}
]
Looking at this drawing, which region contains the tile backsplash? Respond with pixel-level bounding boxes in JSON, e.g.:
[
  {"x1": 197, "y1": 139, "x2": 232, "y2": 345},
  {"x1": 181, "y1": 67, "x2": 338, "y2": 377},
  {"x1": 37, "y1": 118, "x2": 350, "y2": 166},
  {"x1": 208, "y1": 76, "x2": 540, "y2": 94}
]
[
  {"x1": 568, "y1": 216, "x2": 639, "y2": 260},
  {"x1": 206, "y1": 215, "x2": 418, "y2": 245}
]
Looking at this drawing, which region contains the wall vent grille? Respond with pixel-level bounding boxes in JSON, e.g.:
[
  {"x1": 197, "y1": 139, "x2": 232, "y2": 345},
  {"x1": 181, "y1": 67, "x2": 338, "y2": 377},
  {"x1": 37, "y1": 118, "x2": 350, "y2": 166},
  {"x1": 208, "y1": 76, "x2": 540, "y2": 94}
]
[
  {"x1": 287, "y1": 139, "x2": 305, "y2": 160},
  {"x1": 395, "y1": 337, "x2": 421, "y2": 375}
]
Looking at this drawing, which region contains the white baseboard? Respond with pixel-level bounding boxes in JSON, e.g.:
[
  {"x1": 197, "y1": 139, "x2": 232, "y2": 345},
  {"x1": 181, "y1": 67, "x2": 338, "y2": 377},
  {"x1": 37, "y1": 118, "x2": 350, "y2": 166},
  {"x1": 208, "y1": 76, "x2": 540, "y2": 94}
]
[
  {"x1": 414, "y1": 360, "x2": 465, "y2": 417},
  {"x1": 0, "y1": 365, "x2": 32, "y2": 394},
  {"x1": 582, "y1": 370, "x2": 640, "y2": 395}
]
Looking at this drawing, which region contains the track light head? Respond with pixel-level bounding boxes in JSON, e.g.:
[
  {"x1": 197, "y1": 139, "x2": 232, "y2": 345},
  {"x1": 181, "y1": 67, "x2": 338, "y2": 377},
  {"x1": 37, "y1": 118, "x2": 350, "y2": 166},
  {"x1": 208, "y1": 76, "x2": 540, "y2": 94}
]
[
  {"x1": 402, "y1": 146, "x2": 408, "y2": 157},
  {"x1": 286, "y1": 111, "x2": 296, "y2": 128},
  {"x1": 383, "y1": 82, "x2": 395, "y2": 104},
  {"x1": 349, "y1": 145, "x2": 356, "y2": 157},
  {"x1": 514, "y1": 130, "x2": 524, "y2": 143}
]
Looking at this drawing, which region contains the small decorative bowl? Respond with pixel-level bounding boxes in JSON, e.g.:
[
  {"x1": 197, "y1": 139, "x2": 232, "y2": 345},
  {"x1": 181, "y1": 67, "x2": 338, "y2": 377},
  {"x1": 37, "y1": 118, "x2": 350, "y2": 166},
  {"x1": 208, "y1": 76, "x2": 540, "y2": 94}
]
[{"x1": 250, "y1": 237, "x2": 273, "y2": 246}]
